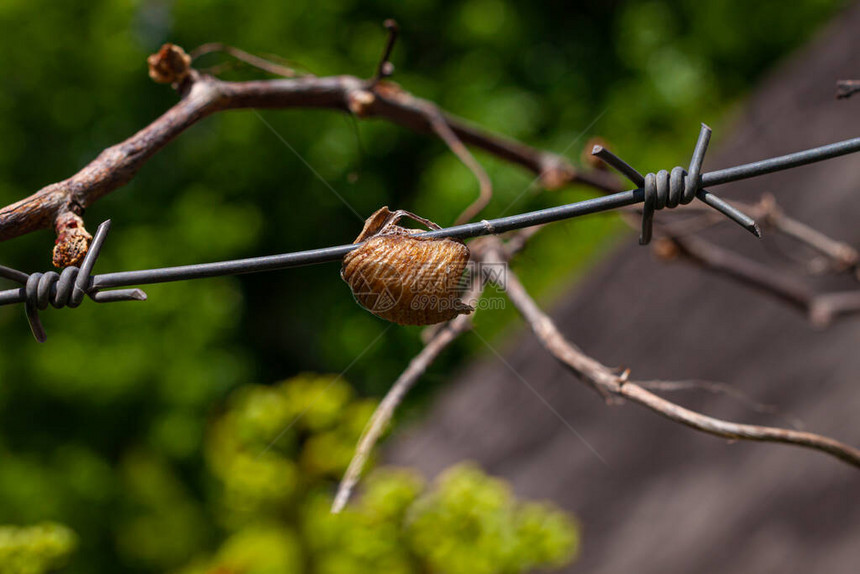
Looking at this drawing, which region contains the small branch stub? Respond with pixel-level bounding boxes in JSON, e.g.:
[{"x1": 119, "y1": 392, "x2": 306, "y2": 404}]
[{"x1": 52, "y1": 212, "x2": 92, "y2": 268}]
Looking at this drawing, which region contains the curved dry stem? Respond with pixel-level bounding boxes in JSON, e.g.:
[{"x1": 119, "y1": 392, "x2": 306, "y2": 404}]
[
  {"x1": 620, "y1": 383, "x2": 860, "y2": 466},
  {"x1": 423, "y1": 106, "x2": 494, "y2": 226},
  {"x1": 332, "y1": 312, "x2": 474, "y2": 513},
  {"x1": 483, "y1": 244, "x2": 860, "y2": 469}
]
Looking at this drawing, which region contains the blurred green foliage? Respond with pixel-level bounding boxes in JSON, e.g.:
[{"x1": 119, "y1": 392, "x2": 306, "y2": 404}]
[
  {"x1": 0, "y1": 0, "x2": 845, "y2": 572},
  {"x1": 0, "y1": 523, "x2": 76, "y2": 574},
  {"x1": 185, "y1": 374, "x2": 578, "y2": 574}
]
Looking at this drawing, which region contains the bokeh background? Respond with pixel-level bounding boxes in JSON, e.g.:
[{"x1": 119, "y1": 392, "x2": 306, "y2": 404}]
[{"x1": 0, "y1": 0, "x2": 848, "y2": 572}]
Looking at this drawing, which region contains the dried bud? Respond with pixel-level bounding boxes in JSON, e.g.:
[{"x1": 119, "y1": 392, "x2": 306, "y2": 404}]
[
  {"x1": 342, "y1": 207, "x2": 473, "y2": 325},
  {"x1": 147, "y1": 44, "x2": 192, "y2": 84},
  {"x1": 53, "y1": 212, "x2": 92, "y2": 268}
]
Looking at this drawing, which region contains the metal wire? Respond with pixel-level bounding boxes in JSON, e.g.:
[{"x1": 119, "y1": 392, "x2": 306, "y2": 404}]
[
  {"x1": 593, "y1": 124, "x2": 759, "y2": 244},
  {"x1": 2, "y1": 124, "x2": 860, "y2": 341},
  {"x1": 0, "y1": 221, "x2": 146, "y2": 342}
]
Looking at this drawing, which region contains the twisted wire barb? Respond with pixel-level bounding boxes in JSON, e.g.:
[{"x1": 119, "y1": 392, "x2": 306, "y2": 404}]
[
  {"x1": 0, "y1": 221, "x2": 146, "y2": 342},
  {"x1": 592, "y1": 124, "x2": 759, "y2": 244},
  {"x1": 2, "y1": 125, "x2": 860, "y2": 341}
]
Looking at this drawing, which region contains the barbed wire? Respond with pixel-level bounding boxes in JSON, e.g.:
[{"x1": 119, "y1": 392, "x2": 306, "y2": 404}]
[{"x1": 2, "y1": 125, "x2": 860, "y2": 342}]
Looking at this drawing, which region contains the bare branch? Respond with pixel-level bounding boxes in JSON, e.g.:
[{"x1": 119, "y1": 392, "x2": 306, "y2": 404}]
[
  {"x1": 0, "y1": 51, "x2": 606, "y2": 248},
  {"x1": 424, "y1": 108, "x2": 494, "y2": 226},
  {"x1": 619, "y1": 383, "x2": 860, "y2": 466},
  {"x1": 659, "y1": 233, "x2": 860, "y2": 326},
  {"x1": 332, "y1": 305, "x2": 478, "y2": 513},
  {"x1": 754, "y1": 194, "x2": 859, "y2": 272},
  {"x1": 665, "y1": 233, "x2": 814, "y2": 312},
  {"x1": 483, "y1": 244, "x2": 860, "y2": 468},
  {"x1": 371, "y1": 19, "x2": 399, "y2": 86},
  {"x1": 2, "y1": 30, "x2": 858, "y2": 473}
]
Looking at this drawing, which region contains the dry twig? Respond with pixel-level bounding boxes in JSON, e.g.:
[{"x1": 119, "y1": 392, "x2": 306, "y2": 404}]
[
  {"x1": 331, "y1": 311, "x2": 475, "y2": 513},
  {"x1": 481, "y1": 244, "x2": 860, "y2": 468},
  {"x1": 0, "y1": 36, "x2": 612, "y2": 247}
]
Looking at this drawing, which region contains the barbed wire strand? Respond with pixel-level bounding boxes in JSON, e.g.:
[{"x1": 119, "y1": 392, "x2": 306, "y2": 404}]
[{"x1": 2, "y1": 128, "x2": 860, "y2": 341}]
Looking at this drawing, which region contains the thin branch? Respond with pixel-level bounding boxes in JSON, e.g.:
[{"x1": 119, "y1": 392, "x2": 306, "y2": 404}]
[
  {"x1": 660, "y1": 234, "x2": 860, "y2": 326},
  {"x1": 371, "y1": 19, "x2": 399, "y2": 86},
  {"x1": 616, "y1": 192, "x2": 859, "y2": 278},
  {"x1": 3, "y1": 35, "x2": 852, "y2": 328},
  {"x1": 424, "y1": 106, "x2": 494, "y2": 226},
  {"x1": 665, "y1": 234, "x2": 814, "y2": 312},
  {"x1": 619, "y1": 383, "x2": 860, "y2": 466},
  {"x1": 332, "y1": 284, "x2": 482, "y2": 513},
  {"x1": 754, "y1": 194, "x2": 859, "y2": 272},
  {"x1": 0, "y1": 50, "x2": 603, "y2": 245},
  {"x1": 0, "y1": 31, "x2": 855, "y2": 344},
  {"x1": 482, "y1": 244, "x2": 860, "y2": 468}
]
